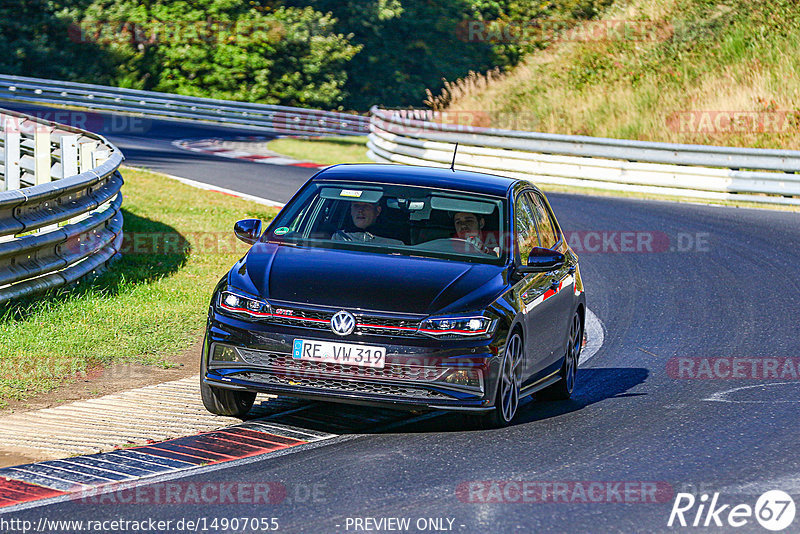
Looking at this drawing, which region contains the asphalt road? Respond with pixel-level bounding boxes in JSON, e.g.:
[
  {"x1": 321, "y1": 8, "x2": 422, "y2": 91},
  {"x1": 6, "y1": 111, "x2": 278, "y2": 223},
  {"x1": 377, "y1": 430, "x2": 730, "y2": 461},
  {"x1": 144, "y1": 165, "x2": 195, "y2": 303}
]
[
  {"x1": 4, "y1": 103, "x2": 800, "y2": 533},
  {"x1": 2, "y1": 102, "x2": 312, "y2": 203}
]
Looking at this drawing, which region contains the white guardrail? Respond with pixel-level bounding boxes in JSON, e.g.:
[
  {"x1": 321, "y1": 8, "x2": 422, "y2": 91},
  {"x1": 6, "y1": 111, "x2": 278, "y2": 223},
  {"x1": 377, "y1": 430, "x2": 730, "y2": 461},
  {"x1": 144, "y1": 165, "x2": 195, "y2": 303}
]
[
  {"x1": 0, "y1": 107, "x2": 124, "y2": 304},
  {"x1": 0, "y1": 74, "x2": 369, "y2": 137},
  {"x1": 367, "y1": 107, "x2": 800, "y2": 206}
]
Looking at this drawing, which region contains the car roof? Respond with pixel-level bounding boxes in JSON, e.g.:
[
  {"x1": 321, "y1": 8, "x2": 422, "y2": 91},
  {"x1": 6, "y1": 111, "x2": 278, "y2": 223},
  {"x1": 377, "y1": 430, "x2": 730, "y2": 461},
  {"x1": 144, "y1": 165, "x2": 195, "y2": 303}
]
[{"x1": 312, "y1": 164, "x2": 521, "y2": 197}]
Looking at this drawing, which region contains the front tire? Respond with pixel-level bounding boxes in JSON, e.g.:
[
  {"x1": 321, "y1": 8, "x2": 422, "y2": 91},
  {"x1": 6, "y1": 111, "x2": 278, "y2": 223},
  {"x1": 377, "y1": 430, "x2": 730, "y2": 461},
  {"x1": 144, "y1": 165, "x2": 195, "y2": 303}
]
[
  {"x1": 200, "y1": 341, "x2": 256, "y2": 417},
  {"x1": 538, "y1": 310, "x2": 582, "y2": 401},
  {"x1": 478, "y1": 331, "x2": 523, "y2": 428},
  {"x1": 200, "y1": 378, "x2": 256, "y2": 417}
]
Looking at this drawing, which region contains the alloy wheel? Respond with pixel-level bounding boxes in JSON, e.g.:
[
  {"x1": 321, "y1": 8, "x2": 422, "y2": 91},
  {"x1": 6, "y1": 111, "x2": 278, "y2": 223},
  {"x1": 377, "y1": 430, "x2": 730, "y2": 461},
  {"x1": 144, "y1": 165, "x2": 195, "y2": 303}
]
[
  {"x1": 499, "y1": 333, "x2": 523, "y2": 422},
  {"x1": 565, "y1": 313, "x2": 582, "y2": 394}
]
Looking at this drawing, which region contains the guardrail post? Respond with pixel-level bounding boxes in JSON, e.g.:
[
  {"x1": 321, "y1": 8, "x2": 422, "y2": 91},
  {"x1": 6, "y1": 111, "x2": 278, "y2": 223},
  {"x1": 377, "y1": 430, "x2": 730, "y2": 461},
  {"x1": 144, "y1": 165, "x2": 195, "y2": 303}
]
[
  {"x1": 92, "y1": 149, "x2": 110, "y2": 167},
  {"x1": 3, "y1": 124, "x2": 20, "y2": 191},
  {"x1": 0, "y1": 106, "x2": 125, "y2": 304},
  {"x1": 79, "y1": 141, "x2": 98, "y2": 172},
  {"x1": 60, "y1": 135, "x2": 79, "y2": 178},
  {"x1": 34, "y1": 127, "x2": 52, "y2": 185}
]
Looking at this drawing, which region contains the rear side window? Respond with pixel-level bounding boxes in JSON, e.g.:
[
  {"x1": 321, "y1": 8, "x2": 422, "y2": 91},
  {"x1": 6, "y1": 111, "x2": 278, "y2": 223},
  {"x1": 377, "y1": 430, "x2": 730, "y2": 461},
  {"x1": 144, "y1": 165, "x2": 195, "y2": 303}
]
[{"x1": 527, "y1": 192, "x2": 559, "y2": 249}]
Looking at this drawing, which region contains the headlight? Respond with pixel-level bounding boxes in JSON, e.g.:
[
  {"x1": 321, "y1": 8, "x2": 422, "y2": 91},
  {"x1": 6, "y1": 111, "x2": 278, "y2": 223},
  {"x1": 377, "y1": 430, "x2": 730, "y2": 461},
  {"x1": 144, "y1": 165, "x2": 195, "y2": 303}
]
[
  {"x1": 218, "y1": 290, "x2": 272, "y2": 319},
  {"x1": 418, "y1": 316, "x2": 497, "y2": 338}
]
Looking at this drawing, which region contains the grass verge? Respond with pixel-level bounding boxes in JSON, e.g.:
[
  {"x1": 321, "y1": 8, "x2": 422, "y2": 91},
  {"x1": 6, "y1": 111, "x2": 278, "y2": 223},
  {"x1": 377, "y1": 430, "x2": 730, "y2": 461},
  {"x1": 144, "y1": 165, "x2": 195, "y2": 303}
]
[
  {"x1": 429, "y1": 0, "x2": 800, "y2": 150},
  {"x1": 268, "y1": 136, "x2": 370, "y2": 165},
  {"x1": 0, "y1": 167, "x2": 279, "y2": 407}
]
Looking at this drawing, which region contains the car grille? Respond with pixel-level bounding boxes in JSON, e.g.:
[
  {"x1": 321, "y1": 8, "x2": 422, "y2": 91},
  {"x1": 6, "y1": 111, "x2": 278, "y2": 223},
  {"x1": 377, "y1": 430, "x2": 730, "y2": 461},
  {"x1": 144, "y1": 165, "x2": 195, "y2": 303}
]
[
  {"x1": 269, "y1": 308, "x2": 422, "y2": 337},
  {"x1": 237, "y1": 349, "x2": 447, "y2": 382},
  {"x1": 235, "y1": 371, "x2": 452, "y2": 400}
]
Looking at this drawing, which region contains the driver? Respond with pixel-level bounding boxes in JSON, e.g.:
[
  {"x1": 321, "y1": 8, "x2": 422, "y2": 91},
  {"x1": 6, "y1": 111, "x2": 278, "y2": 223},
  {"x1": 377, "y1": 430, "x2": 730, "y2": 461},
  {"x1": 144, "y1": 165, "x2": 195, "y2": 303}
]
[
  {"x1": 332, "y1": 201, "x2": 403, "y2": 244},
  {"x1": 453, "y1": 211, "x2": 500, "y2": 256}
]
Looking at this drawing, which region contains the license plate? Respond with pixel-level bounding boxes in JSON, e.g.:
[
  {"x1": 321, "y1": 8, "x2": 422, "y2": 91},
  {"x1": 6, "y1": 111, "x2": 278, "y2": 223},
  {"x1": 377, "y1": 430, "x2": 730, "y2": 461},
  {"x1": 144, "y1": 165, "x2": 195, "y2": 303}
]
[{"x1": 292, "y1": 339, "x2": 386, "y2": 369}]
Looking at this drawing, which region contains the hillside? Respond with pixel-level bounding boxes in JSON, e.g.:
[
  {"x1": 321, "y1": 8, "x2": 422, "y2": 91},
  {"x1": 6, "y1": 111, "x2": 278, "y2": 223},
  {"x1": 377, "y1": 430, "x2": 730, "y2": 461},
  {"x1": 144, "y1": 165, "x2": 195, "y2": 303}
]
[
  {"x1": 1, "y1": 0, "x2": 612, "y2": 111},
  {"x1": 429, "y1": 0, "x2": 800, "y2": 150}
]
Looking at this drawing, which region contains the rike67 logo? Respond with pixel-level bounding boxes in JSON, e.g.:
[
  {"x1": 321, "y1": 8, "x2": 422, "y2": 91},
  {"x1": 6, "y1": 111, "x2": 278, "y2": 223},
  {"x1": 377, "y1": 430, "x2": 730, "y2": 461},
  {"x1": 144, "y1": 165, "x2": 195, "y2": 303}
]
[{"x1": 668, "y1": 490, "x2": 796, "y2": 531}]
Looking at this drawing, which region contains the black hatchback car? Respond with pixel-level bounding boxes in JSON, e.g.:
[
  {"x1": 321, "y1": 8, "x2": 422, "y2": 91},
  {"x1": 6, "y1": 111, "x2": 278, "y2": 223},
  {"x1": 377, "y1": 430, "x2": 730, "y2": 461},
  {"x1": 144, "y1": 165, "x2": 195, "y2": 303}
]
[{"x1": 201, "y1": 164, "x2": 585, "y2": 426}]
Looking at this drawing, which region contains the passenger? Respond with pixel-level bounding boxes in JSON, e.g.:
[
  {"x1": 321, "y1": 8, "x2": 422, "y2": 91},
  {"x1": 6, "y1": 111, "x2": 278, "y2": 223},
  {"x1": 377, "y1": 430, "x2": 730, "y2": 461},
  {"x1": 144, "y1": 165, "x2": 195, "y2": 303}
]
[
  {"x1": 453, "y1": 211, "x2": 500, "y2": 256},
  {"x1": 332, "y1": 201, "x2": 403, "y2": 244}
]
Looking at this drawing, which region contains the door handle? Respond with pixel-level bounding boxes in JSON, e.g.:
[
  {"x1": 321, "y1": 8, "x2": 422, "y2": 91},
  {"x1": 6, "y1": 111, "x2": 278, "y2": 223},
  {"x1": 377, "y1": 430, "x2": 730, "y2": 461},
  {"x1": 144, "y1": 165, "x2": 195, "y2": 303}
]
[
  {"x1": 568, "y1": 266, "x2": 576, "y2": 274},
  {"x1": 550, "y1": 278, "x2": 560, "y2": 291}
]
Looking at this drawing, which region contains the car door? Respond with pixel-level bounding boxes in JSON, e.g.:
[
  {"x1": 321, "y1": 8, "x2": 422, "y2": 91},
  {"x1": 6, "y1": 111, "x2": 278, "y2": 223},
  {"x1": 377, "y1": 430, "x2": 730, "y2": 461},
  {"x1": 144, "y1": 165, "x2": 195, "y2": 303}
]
[
  {"x1": 527, "y1": 190, "x2": 576, "y2": 370},
  {"x1": 512, "y1": 190, "x2": 562, "y2": 386}
]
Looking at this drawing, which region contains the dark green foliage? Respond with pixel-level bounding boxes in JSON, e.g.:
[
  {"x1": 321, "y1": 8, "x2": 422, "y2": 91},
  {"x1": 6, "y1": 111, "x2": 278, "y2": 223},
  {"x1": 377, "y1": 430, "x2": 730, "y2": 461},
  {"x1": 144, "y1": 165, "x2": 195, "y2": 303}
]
[
  {"x1": 75, "y1": 1, "x2": 361, "y2": 108},
  {"x1": 286, "y1": 0, "x2": 617, "y2": 108},
  {"x1": 0, "y1": 0, "x2": 613, "y2": 110},
  {"x1": 0, "y1": 0, "x2": 114, "y2": 81}
]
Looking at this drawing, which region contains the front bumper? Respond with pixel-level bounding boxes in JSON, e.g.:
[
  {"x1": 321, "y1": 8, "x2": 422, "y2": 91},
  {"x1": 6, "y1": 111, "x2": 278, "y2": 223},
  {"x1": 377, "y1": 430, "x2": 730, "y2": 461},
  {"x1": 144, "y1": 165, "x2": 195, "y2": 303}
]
[{"x1": 204, "y1": 310, "x2": 502, "y2": 412}]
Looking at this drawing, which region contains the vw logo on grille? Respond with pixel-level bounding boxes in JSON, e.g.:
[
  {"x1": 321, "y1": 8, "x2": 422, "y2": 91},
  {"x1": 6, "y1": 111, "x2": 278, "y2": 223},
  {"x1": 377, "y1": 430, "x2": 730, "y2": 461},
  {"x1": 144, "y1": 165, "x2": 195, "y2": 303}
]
[{"x1": 330, "y1": 310, "x2": 356, "y2": 336}]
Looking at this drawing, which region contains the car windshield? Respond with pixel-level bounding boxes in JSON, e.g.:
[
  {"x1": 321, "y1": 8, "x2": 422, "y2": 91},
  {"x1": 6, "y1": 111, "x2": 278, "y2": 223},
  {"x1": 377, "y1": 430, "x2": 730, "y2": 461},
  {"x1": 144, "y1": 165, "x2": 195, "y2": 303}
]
[{"x1": 263, "y1": 181, "x2": 507, "y2": 264}]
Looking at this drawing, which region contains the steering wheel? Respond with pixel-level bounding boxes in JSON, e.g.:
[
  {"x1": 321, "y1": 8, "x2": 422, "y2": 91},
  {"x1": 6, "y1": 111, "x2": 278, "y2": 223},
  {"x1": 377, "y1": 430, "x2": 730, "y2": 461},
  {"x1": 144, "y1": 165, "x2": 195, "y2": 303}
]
[{"x1": 448, "y1": 238, "x2": 486, "y2": 253}]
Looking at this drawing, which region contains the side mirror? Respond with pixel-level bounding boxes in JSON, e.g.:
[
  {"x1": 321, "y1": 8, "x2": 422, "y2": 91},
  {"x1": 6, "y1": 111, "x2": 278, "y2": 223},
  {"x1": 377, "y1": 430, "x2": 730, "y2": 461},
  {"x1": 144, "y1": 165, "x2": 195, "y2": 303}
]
[
  {"x1": 234, "y1": 219, "x2": 263, "y2": 245},
  {"x1": 518, "y1": 247, "x2": 565, "y2": 273}
]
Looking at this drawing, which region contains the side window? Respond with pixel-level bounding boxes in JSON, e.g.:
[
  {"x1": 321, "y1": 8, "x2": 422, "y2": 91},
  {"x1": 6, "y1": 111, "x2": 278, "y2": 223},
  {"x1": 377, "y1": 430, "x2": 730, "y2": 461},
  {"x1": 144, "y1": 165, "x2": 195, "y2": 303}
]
[
  {"x1": 528, "y1": 192, "x2": 558, "y2": 249},
  {"x1": 515, "y1": 193, "x2": 540, "y2": 264}
]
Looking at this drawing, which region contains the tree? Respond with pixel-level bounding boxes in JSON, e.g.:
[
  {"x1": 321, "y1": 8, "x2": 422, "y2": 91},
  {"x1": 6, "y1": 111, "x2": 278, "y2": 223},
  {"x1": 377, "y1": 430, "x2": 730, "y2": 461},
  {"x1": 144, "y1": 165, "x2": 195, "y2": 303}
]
[
  {"x1": 0, "y1": 0, "x2": 113, "y2": 82},
  {"x1": 287, "y1": 0, "x2": 501, "y2": 109},
  {"x1": 76, "y1": 0, "x2": 361, "y2": 108}
]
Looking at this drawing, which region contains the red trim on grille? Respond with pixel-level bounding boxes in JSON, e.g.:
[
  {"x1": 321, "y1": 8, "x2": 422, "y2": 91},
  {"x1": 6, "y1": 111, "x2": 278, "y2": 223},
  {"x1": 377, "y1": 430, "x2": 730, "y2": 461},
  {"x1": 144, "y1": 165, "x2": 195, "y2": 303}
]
[
  {"x1": 220, "y1": 302, "x2": 272, "y2": 318},
  {"x1": 274, "y1": 313, "x2": 329, "y2": 324}
]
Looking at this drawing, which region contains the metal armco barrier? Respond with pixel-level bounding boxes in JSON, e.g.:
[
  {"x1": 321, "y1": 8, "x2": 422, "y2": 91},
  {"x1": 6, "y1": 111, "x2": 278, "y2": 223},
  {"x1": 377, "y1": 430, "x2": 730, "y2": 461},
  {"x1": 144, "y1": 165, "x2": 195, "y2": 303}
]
[
  {"x1": 0, "y1": 107, "x2": 124, "y2": 304},
  {"x1": 367, "y1": 107, "x2": 800, "y2": 205},
  {"x1": 0, "y1": 74, "x2": 369, "y2": 137}
]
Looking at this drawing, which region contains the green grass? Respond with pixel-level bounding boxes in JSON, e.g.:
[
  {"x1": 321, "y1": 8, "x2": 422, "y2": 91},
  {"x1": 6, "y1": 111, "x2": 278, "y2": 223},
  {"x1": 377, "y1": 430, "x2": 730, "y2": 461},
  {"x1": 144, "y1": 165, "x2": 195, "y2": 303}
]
[
  {"x1": 268, "y1": 136, "x2": 370, "y2": 165},
  {"x1": 429, "y1": 0, "x2": 800, "y2": 150},
  {"x1": 0, "y1": 167, "x2": 279, "y2": 406}
]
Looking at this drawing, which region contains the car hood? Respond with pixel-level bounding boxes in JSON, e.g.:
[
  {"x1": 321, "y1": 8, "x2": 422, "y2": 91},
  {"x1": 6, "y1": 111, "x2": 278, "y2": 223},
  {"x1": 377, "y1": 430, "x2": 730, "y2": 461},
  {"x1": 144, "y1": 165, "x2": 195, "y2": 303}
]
[{"x1": 231, "y1": 242, "x2": 507, "y2": 316}]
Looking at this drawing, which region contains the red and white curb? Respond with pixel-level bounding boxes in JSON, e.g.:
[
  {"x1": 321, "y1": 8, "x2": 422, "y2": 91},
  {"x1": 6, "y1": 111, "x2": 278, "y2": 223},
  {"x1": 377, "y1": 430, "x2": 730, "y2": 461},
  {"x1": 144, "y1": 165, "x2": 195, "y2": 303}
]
[
  {"x1": 0, "y1": 308, "x2": 604, "y2": 512},
  {"x1": 0, "y1": 421, "x2": 334, "y2": 511},
  {"x1": 173, "y1": 137, "x2": 326, "y2": 168},
  {"x1": 0, "y1": 375, "x2": 448, "y2": 511}
]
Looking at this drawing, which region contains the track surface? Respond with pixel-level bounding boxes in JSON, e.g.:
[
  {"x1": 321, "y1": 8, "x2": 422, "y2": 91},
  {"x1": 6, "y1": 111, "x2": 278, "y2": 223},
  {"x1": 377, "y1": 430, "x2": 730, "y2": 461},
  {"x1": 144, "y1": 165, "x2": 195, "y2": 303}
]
[
  {"x1": 3, "y1": 103, "x2": 800, "y2": 532},
  {"x1": 2, "y1": 103, "x2": 312, "y2": 203}
]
